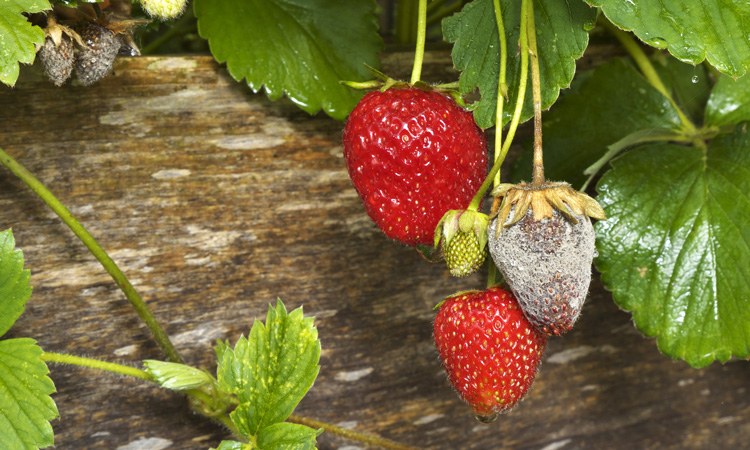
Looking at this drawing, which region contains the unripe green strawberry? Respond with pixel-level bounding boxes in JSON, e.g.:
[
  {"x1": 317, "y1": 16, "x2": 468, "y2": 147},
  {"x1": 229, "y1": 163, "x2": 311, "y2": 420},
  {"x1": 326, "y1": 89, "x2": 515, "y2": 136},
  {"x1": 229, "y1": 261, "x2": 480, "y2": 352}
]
[
  {"x1": 444, "y1": 231, "x2": 486, "y2": 277},
  {"x1": 74, "y1": 23, "x2": 121, "y2": 86},
  {"x1": 434, "y1": 287, "x2": 547, "y2": 420},
  {"x1": 141, "y1": 0, "x2": 188, "y2": 20},
  {"x1": 488, "y1": 182, "x2": 604, "y2": 336},
  {"x1": 435, "y1": 209, "x2": 489, "y2": 277}
]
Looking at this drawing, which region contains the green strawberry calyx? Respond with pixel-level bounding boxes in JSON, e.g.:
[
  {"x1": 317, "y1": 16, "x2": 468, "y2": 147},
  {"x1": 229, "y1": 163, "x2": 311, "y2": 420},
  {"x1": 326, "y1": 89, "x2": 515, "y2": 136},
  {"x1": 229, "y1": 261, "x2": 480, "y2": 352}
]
[
  {"x1": 341, "y1": 66, "x2": 467, "y2": 107},
  {"x1": 434, "y1": 209, "x2": 490, "y2": 277},
  {"x1": 434, "y1": 209, "x2": 489, "y2": 250}
]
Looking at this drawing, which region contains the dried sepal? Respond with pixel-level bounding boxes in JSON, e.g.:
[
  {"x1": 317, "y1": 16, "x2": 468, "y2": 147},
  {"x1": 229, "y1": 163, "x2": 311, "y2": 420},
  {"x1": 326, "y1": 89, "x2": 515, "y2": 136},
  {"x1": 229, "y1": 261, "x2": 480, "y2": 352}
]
[
  {"x1": 491, "y1": 181, "x2": 606, "y2": 233},
  {"x1": 41, "y1": 16, "x2": 85, "y2": 49}
]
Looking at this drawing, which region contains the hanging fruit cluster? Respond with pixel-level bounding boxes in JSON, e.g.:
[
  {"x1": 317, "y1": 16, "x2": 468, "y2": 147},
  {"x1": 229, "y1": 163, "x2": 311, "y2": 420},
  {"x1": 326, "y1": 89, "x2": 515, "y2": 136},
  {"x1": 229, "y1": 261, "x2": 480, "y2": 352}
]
[{"x1": 342, "y1": 0, "x2": 605, "y2": 422}]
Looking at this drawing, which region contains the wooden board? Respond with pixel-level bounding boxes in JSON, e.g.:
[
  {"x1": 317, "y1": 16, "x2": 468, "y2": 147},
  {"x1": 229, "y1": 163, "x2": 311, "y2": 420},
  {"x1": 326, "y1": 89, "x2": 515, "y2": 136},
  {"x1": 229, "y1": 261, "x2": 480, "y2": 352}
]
[{"x1": 1, "y1": 51, "x2": 748, "y2": 450}]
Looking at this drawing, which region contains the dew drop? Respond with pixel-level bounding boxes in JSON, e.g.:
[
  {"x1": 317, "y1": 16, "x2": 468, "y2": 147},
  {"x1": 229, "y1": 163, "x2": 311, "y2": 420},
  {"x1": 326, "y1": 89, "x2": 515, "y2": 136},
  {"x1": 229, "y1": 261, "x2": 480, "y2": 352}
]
[
  {"x1": 691, "y1": 75, "x2": 699, "y2": 84},
  {"x1": 475, "y1": 412, "x2": 499, "y2": 423}
]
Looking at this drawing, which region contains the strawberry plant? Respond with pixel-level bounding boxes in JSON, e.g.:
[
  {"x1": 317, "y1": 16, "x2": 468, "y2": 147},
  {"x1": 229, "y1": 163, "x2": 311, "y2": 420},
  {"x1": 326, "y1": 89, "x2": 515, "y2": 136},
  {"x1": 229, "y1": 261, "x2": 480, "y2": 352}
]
[{"x1": 2, "y1": 0, "x2": 750, "y2": 448}]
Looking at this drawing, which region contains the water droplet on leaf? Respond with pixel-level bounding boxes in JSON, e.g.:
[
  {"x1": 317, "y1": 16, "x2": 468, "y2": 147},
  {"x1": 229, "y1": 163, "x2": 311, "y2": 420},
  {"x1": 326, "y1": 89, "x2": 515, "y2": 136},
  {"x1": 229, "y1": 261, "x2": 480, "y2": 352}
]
[{"x1": 691, "y1": 75, "x2": 699, "y2": 83}]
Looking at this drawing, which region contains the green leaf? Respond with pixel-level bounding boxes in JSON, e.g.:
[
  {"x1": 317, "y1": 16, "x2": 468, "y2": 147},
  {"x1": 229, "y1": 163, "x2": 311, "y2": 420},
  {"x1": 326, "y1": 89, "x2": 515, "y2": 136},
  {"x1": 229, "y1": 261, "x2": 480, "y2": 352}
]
[
  {"x1": 0, "y1": 229, "x2": 32, "y2": 338},
  {"x1": 0, "y1": 338, "x2": 58, "y2": 449},
  {"x1": 595, "y1": 127, "x2": 750, "y2": 368},
  {"x1": 211, "y1": 441, "x2": 247, "y2": 450},
  {"x1": 257, "y1": 422, "x2": 322, "y2": 450},
  {"x1": 194, "y1": 0, "x2": 383, "y2": 120},
  {"x1": 705, "y1": 73, "x2": 750, "y2": 128},
  {"x1": 217, "y1": 301, "x2": 320, "y2": 437},
  {"x1": 651, "y1": 53, "x2": 711, "y2": 125},
  {"x1": 588, "y1": 0, "x2": 750, "y2": 78},
  {"x1": 0, "y1": 0, "x2": 49, "y2": 86},
  {"x1": 143, "y1": 360, "x2": 212, "y2": 391},
  {"x1": 510, "y1": 58, "x2": 683, "y2": 187},
  {"x1": 442, "y1": 0, "x2": 596, "y2": 129}
]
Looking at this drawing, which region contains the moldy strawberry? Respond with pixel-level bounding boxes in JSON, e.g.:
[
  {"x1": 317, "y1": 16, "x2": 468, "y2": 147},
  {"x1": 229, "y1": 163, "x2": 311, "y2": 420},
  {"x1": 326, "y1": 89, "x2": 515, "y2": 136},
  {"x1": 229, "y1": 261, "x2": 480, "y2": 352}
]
[{"x1": 488, "y1": 181, "x2": 605, "y2": 336}]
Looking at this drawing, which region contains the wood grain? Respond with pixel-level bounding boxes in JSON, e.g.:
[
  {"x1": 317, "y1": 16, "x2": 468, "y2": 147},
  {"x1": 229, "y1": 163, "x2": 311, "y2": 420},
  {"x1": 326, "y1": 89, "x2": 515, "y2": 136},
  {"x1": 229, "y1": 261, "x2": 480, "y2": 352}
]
[{"x1": 0, "y1": 51, "x2": 748, "y2": 450}]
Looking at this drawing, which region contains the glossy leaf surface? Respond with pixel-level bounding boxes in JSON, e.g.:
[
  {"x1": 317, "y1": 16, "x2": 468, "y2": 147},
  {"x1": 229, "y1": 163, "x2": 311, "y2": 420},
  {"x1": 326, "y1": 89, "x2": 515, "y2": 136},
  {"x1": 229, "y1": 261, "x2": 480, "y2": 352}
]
[
  {"x1": 194, "y1": 0, "x2": 383, "y2": 120},
  {"x1": 595, "y1": 129, "x2": 750, "y2": 367}
]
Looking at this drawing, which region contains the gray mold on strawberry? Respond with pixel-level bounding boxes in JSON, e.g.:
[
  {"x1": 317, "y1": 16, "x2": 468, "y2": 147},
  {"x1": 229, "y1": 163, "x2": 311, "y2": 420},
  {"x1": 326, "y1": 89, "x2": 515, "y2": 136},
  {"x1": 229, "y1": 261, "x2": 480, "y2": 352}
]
[
  {"x1": 39, "y1": 36, "x2": 75, "y2": 86},
  {"x1": 73, "y1": 23, "x2": 121, "y2": 86},
  {"x1": 488, "y1": 207, "x2": 596, "y2": 336}
]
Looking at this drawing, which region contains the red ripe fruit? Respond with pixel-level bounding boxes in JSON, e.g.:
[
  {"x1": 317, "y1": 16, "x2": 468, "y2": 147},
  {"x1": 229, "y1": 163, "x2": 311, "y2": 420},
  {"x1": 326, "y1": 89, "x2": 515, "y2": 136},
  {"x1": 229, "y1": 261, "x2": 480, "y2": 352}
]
[
  {"x1": 343, "y1": 86, "x2": 487, "y2": 246},
  {"x1": 433, "y1": 287, "x2": 547, "y2": 421}
]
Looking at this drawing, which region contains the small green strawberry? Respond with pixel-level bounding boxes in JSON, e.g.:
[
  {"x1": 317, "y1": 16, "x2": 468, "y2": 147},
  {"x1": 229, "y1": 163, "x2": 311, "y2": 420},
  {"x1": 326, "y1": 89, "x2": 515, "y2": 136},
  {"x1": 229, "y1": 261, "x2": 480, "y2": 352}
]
[
  {"x1": 435, "y1": 209, "x2": 489, "y2": 277},
  {"x1": 433, "y1": 287, "x2": 547, "y2": 421},
  {"x1": 141, "y1": 0, "x2": 188, "y2": 20}
]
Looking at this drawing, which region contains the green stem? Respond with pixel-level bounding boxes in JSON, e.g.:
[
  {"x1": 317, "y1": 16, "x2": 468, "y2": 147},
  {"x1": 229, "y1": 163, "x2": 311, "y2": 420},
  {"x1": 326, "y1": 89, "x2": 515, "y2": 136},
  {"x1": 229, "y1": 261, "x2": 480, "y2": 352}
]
[
  {"x1": 141, "y1": 7, "x2": 197, "y2": 55},
  {"x1": 491, "y1": 0, "x2": 508, "y2": 188},
  {"x1": 425, "y1": 1, "x2": 464, "y2": 28},
  {"x1": 467, "y1": 0, "x2": 529, "y2": 211},
  {"x1": 601, "y1": 19, "x2": 697, "y2": 135},
  {"x1": 41, "y1": 351, "x2": 154, "y2": 381},
  {"x1": 289, "y1": 415, "x2": 422, "y2": 450},
  {"x1": 42, "y1": 350, "x2": 244, "y2": 437},
  {"x1": 426, "y1": 0, "x2": 448, "y2": 16},
  {"x1": 0, "y1": 147, "x2": 183, "y2": 365},
  {"x1": 410, "y1": 0, "x2": 428, "y2": 84},
  {"x1": 526, "y1": 0, "x2": 544, "y2": 187}
]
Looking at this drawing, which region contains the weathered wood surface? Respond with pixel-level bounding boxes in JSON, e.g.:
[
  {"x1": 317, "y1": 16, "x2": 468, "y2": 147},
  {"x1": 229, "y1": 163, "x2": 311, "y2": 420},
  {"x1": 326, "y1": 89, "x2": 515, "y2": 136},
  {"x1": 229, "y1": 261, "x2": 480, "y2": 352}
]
[{"x1": 1, "y1": 51, "x2": 749, "y2": 450}]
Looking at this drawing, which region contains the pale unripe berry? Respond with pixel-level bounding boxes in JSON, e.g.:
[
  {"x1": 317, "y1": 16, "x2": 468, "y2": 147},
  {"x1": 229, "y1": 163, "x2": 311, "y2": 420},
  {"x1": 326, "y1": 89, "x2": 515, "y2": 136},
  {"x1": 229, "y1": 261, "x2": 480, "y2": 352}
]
[{"x1": 141, "y1": 0, "x2": 188, "y2": 20}]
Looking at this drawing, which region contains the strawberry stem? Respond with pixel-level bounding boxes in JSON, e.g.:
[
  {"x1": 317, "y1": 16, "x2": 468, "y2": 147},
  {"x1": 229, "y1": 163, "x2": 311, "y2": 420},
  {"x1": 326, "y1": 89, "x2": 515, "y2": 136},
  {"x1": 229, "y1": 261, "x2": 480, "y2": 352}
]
[
  {"x1": 40, "y1": 351, "x2": 154, "y2": 381},
  {"x1": 600, "y1": 18, "x2": 697, "y2": 136},
  {"x1": 526, "y1": 0, "x2": 545, "y2": 187},
  {"x1": 0, "y1": 147, "x2": 184, "y2": 365},
  {"x1": 289, "y1": 415, "x2": 423, "y2": 450},
  {"x1": 492, "y1": 0, "x2": 508, "y2": 188},
  {"x1": 410, "y1": 0, "x2": 428, "y2": 85},
  {"x1": 467, "y1": 0, "x2": 529, "y2": 211}
]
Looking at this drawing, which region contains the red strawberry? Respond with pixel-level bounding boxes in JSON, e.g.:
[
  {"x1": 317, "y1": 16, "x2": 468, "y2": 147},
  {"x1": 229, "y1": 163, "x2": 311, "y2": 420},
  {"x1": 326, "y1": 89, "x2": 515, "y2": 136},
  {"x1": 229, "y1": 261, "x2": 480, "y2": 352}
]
[
  {"x1": 433, "y1": 287, "x2": 547, "y2": 421},
  {"x1": 343, "y1": 86, "x2": 487, "y2": 246}
]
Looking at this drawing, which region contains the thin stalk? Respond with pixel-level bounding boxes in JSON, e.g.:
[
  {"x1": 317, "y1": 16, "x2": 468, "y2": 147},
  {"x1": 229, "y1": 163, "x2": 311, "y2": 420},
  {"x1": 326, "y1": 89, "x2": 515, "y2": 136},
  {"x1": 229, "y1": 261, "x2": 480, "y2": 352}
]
[
  {"x1": 425, "y1": 1, "x2": 464, "y2": 28},
  {"x1": 526, "y1": 0, "x2": 544, "y2": 187},
  {"x1": 41, "y1": 351, "x2": 154, "y2": 381},
  {"x1": 41, "y1": 351, "x2": 244, "y2": 437},
  {"x1": 410, "y1": 0, "x2": 428, "y2": 84},
  {"x1": 426, "y1": 0, "x2": 448, "y2": 16},
  {"x1": 0, "y1": 148, "x2": 183, "y2": 364},
  {"x1": 601, "y1": 19, "x2": 697, "y2": 135},
  {"x1": 395, "y1": 0, "x2": 416, "y2": 44},
  {"x1": 141, "y1": 7, "x2": 197, "y2": 55},
  {"x1": 467, "y1": 0, "x2": 529, "y2": 211},
  {"x1": 289, "y1": 415, "x2": 422, "y2": 450},
  {"x1": 492, "y1": 0, "x2": 508, "y2": 188}
]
